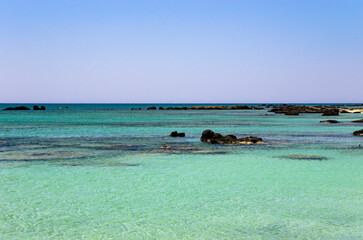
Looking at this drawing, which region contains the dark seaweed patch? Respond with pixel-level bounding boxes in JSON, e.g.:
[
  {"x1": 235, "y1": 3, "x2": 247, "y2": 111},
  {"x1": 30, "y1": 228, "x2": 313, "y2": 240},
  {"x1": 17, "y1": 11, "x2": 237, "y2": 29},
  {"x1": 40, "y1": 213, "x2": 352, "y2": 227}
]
[{"x1": 278, "y1": 155, "x2": 328, "y2": 160}]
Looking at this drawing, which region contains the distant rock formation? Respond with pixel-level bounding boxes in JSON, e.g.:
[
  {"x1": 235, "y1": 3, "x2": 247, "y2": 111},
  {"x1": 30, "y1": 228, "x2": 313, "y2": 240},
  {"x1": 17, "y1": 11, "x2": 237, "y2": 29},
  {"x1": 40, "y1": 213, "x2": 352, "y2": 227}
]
[
  {"x1": 33, "y1": 105, "x2": 46, "y2": 110},
  {"x1": 269, "y1": 105, "x2": 339, "y2": 115},
  {"x1": 170, "y1": 131, "x2": 185, "y2": 137},
  {"x1": 200, "y1": 129, "x2": 262, "y2": 144},
  {"x1": 3, "y1": 106, "x2": 30, "y2": 110},
  {"x1": 140, "y1": 105, "x2": 265, "y2": 110}
]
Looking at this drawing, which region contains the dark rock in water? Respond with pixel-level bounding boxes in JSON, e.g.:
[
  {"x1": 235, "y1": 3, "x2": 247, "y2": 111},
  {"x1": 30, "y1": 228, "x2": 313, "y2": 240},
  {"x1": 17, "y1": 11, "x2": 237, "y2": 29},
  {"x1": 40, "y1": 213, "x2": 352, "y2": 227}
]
[
  {"x1": 320, "y1": 120, "x2": 340, "y2": 123},
  {"x1": 285, "y1": 110, "x2": 299, "y2": 115},
  {"x1": 281, "y1": 155, "x2": 328, "y2": 160},
  {"x1": 159, "y1": 106, "x2": 164, "y2": 110},
  {"x1": 200, "y1": 129, "x2": 262, "y2": 144},
  {"x1": 170, "y1": 131, "x2": 185, "y2": 137},
  {"x1": 253, "y1": 106, "x2": 265, "y2": 110},
  {"x1": 322, "y1": 108, "x2": 339, "y2": 116},
  {"x1": 352, "y1": 119, "x2": 363, "y2": 123},
  {"x1": 147, "y1": 106, "x2": 157, "y2": 110},
  {"x1": 33, "y1": 105, "x2": 46, "y2": 110},
  {"x1": 353, "y1": 129, "x2": 363, "y2": 136},
  {"x1": 3, "y1": 106, "x2": 30, "y2": 110}
]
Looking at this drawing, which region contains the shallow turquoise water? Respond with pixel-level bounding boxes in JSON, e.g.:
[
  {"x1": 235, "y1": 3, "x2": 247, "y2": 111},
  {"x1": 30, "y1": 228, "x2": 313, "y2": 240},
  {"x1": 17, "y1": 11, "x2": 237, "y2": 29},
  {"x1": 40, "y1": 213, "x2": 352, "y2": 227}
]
[{"x1": 0, "y1": 104, "x2": 362, "y2": 239}]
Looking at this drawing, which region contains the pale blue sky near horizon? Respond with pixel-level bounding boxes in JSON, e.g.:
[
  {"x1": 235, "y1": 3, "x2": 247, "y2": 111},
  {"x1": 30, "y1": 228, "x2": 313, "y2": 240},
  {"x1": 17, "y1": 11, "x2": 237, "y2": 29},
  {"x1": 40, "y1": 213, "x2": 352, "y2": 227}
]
[{"x1": 1, "y1": 0, "x2": 362, "y2": 103}]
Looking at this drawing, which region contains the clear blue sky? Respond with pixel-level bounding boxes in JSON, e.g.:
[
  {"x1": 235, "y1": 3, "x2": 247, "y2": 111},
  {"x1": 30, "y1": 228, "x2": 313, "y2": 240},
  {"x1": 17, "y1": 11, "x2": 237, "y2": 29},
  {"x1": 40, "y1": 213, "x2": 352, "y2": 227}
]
[{"x1": 1, "y1": 0, "x2": 362, "y2": 103}]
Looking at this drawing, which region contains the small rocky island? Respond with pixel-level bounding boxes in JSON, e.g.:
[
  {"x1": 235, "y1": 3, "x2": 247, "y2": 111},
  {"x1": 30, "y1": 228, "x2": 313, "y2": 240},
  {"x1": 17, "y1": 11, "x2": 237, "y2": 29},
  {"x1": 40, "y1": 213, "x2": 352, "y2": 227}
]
[
  {"x1": 3, "y1": 105, "x2": 46, "y2": 111},
  {"x1": 3, "y1": 106, "x2": 30, "y2": 110},
  {"x1": 200, "y1": 129, "x2": 263, "y2": 144}
]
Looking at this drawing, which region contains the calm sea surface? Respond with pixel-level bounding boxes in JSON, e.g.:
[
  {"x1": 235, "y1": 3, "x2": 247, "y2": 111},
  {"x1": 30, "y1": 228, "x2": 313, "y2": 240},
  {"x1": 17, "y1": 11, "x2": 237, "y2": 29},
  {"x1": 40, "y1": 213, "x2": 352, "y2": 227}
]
[{"x1": 0, "y1": 104, "x2": 362, "y2": 239}]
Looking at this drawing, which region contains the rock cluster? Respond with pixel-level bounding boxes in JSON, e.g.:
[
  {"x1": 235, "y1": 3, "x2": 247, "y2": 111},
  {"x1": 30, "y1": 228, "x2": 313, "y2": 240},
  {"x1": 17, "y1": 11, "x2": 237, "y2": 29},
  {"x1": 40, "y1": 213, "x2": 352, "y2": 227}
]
[
  {"x1": 200, "y1": 129, "x2": 262, "y2": 144},
  {"x1": 170, "y1": 131, "x2": 185, "y2": 137},
  {"x1": 353, "y1": 129, "x2": 363, "y2": 136}
]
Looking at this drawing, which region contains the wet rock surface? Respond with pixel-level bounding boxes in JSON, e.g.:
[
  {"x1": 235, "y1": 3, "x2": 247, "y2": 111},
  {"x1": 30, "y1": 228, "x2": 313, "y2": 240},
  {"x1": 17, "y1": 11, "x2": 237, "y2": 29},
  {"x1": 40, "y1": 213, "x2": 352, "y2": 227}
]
[{"x1": 200, "y1": 129, "x2": 263, "y2": 144}]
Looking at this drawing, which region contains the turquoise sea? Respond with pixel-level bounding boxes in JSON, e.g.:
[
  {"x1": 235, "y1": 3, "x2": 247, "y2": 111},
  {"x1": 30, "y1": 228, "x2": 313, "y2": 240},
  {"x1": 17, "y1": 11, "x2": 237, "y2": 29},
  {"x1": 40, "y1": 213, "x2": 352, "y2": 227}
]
[{"x1": 0, "y1": 104, "x2": 362, "y2": 239}]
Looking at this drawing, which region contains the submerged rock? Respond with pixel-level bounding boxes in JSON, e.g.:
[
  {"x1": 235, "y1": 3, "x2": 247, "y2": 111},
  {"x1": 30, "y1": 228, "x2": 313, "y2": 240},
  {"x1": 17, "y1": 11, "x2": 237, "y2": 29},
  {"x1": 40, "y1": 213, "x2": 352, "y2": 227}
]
[
  {"x1": 170, "y1": 131, "x2": 185, "y2": 137},
  {"x1": 353, "y1": 129, "x2": 363, "y2": 136},
  {"x1": 200, "y1": 129, "x2": 262, "y2": 144},
  {"x1": 280, "y1": 155, "x2": 328, "y2": 160},
  {"x1": 3, "y1": 106, "x2": 30, "y2": 110},
  {"x1": 320, "y1": 120, "x2": 340, "y2": 123}
]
